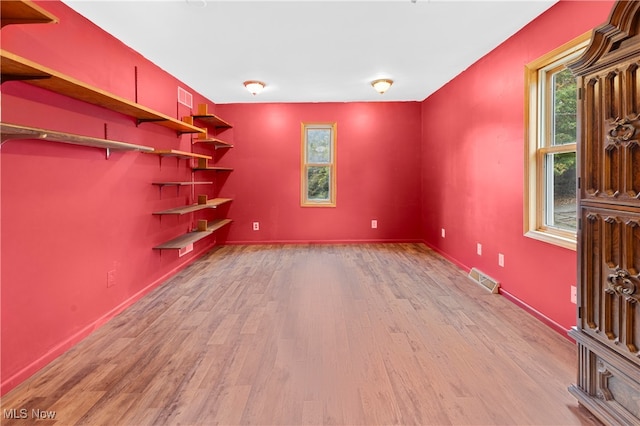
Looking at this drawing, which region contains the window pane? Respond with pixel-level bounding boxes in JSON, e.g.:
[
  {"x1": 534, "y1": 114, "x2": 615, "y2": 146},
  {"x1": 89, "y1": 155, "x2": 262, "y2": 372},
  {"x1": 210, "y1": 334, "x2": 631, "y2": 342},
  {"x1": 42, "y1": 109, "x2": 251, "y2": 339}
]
[
  {"x1": 307, "y1": 166, "x2": 330, "y2": 201},
  {"x1": 545, "y1": 151, "x2": 577, "y2": 231},
  {"x1": 306, "y1": 128, "x2": 331, "y2": 163},
  {"x1": 552, "y1": 68, "x2": 577, "y2": 146}
]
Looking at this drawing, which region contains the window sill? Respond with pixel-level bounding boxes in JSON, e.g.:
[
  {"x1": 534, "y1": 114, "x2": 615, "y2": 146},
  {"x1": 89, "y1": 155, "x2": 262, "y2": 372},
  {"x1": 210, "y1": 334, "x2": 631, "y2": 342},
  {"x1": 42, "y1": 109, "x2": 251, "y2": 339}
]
[
  {"x1": 525, "y1": 229, "x2": 576, "y2": 251},
  {"x1": 301, "y1": 203, "x2": 336, "y2": 208}
]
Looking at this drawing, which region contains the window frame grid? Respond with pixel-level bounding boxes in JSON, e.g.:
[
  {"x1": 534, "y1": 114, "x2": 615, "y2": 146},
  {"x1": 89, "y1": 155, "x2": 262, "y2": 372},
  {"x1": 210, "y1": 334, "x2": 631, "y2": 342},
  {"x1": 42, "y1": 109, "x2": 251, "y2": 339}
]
[
  {"x1": 301, "y1": 122, "x2": 337, "y2": 207},
  {"x1": 524, "y1": 31, "x2": 590, "y2": 250}
]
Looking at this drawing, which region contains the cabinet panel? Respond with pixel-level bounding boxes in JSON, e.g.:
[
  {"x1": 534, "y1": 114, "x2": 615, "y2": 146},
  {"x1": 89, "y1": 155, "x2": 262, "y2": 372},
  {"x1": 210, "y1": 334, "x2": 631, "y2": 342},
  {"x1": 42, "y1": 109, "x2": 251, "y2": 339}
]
[
  {"x1": 569, "y1": 3, "x2": 640, "y2": 424},
  {"x1": 570, "y1": 330, "x2": 640, "y2": 425},
  {"x1": 580, "y1": 206, "x2": 640, "y2": 363},
  {"x1": 581, "y1": 60, "x2": 640, "y2": 206}
]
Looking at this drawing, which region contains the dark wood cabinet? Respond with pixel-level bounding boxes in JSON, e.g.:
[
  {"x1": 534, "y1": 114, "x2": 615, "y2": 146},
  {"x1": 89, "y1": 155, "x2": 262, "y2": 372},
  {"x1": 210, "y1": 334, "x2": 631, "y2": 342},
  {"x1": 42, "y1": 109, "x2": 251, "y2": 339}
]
[{"x1": 568, "y1": 2, "x2": 640, "y2": 424}]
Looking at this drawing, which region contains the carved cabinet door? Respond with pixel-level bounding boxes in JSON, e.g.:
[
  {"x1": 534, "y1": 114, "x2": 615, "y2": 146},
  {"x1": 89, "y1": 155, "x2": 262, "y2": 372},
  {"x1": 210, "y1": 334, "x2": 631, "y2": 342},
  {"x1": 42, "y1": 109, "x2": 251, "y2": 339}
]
[
  {"x1": 568, "y1": 3, "x2": 640, "y2": 423},
  {"x1": 580, "y1": 206, "x2": 640, "y2": 364},
  {"x1": 580, "y1": 60, "x2": 640, "y2": 207}
]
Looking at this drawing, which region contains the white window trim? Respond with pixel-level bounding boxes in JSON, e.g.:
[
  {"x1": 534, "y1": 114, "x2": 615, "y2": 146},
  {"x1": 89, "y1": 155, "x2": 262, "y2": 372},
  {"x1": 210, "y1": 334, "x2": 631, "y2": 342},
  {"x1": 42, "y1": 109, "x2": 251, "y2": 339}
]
[{"x1": 524, "y1": 32, "x2": 591, "y2": 251}]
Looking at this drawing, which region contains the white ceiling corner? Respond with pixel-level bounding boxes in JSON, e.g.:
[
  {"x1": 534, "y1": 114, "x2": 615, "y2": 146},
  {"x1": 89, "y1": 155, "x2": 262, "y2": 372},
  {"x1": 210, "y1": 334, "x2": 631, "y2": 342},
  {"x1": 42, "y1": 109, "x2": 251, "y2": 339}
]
[{"x1": 61, "y1": 0, "x2": 558, "y2": 104}]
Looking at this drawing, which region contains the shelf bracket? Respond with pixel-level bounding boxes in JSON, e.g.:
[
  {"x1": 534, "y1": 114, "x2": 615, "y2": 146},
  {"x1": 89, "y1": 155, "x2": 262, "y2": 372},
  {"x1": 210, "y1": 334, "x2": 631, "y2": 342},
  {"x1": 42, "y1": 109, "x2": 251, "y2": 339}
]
[
  {"x1": 178, "y1": 129, "x2": 202, "y2": 136},
  {"x1": 0, "y1": 133, "x2": 25, "y2": 144},
  {"x1": 154, "y1": 184, "x2": 177, "y2": 197},
  {"x1": 136, "y1": 118, "x2": 166, "y2": 127}
]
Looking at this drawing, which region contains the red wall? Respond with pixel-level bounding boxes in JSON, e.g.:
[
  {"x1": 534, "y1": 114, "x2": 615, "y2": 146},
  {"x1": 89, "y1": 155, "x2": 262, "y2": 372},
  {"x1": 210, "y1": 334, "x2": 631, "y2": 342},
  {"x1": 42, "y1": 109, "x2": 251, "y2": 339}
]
[
  {"x1": 0, "y1": 2, "x2": 422, "y2": 395},
  {"x1": 0, "y1": 0, "x2": 617, "y2": 397},
  {"x1": 215, "y1": 102, "x2": 422, "y2": 244},
  {"x1": 0, "y1": 1, "x2": 225, "y2": 395},
  {"x1": 420, "y1": 0, "x2": 615, "y2": 333}
]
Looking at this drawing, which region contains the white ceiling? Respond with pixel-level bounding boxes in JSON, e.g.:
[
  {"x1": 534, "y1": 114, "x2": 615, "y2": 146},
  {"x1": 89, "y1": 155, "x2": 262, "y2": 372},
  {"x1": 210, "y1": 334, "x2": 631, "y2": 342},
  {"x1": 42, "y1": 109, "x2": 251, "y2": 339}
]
[{"x1": 61, "y1": 0, "x2": 557, "y2": 104}]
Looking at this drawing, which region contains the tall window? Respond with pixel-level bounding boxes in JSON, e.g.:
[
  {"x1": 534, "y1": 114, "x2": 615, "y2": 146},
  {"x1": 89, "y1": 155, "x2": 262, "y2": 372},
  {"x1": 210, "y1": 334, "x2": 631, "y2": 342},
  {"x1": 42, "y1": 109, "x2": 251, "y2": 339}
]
[
  {"x1": 301, "y1": 122, "x2": 336, "y2": 207},
  {"x1": 524, "y1": 32, "x2": 590, "y2": 250}
]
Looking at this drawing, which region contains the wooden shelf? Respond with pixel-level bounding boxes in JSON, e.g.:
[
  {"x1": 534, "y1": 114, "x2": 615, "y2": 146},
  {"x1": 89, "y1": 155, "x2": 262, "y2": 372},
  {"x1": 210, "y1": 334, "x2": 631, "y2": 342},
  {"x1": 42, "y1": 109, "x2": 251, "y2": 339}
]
[
  {"x1": 153, "y1": 198, "x2": 232, "y2": 215},
  {"x1": 191, "y1": 104, "x2": 233, "y2": 129},
  {"x1": 149, "y1": 149, "x2": 211, "y2": 160},
  {"x1": 192, "y1": 166, "x2": 234, "y2": 172},
  {"x1": 206, "y1": 218, "x2": 233, "y2": 233},
  {"x1": 192, "y1": 114, "x2": 232, "y2": 129},
  {"x1": 152, "y1": 181, "x2": 212, "y2": 187},
  {"x1": 154, "y1": 229, "x2": 213, "y2": 250},
  {"x1": 1, "y1": 0, "x2": 58, "y2": 28},
  {"x1": 0, "y1": 49, "x2": 205, "y2": 135},
  {"x1": 0, "y1": 122, "x2": 154, "y2": 156},
  {"x1": 192, "y1": 137, "x2": 233, "y2": 149},
  {"x1": 153, "y1": 219, "x2": 232, "y2": 250}
]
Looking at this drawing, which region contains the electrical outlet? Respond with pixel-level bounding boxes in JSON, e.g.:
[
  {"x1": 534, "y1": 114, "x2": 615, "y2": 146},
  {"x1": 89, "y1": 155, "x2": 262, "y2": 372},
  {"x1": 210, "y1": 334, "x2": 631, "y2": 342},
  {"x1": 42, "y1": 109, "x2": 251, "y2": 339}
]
[
  {"x1": 441, "y1": 228, "x2": 446, "y2": 238},
  {"x1": 498, "y1": 253, "x2": 505, "y2": 267},
  {"x1": 371, "y1": 220, "x2": 377, "y2": 229},
  {"x1": 477, "y1": 243, "x2": 482, "y2": 256},
  {"x1": 107, "y1": 270, "x2": 116, "y2": 288},
  {"x1": 252, "y1": 222, "x2": 260, "y2": 231},
  {"x1": 571, "y1": 285, "x2": 577, "y2": 304}
]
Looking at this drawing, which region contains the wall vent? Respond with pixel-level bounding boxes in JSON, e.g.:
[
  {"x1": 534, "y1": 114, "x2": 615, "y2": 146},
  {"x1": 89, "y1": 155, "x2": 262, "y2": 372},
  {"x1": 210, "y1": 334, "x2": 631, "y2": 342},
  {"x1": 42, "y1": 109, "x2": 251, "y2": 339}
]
[
  {"x1": 178, "y1": 87, "x2": 193, "y2": 108},
  {"x1": 468, "y1": 267, "x2": 500, "y2": 294}
]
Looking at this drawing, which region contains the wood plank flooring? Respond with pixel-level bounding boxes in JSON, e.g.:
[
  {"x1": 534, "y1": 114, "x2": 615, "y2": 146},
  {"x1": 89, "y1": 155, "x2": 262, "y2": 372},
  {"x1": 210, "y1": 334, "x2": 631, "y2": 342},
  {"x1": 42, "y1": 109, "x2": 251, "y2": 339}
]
[{"x1": 1, "y1": 244, "x2": 602, "y2": 425}]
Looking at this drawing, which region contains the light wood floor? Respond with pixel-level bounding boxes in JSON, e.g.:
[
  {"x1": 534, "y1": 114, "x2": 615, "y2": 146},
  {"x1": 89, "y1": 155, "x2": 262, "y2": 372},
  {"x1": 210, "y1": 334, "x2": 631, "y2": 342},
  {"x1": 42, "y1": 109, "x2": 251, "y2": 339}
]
[{"x1": 2, "y1": 244, "x2": 602, "y2": 425}]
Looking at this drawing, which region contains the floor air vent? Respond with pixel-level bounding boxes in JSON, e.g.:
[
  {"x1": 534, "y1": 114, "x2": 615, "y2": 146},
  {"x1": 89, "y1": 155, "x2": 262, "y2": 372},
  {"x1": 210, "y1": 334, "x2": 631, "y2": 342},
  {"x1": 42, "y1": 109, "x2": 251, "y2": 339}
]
[{"x1": 468, "y1": 268, "x2": 500, "y2": 294}]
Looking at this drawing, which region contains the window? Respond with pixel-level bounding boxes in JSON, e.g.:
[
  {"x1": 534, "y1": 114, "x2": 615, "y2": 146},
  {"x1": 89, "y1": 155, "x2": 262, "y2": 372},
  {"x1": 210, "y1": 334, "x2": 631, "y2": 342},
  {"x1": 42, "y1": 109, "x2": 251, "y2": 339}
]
[
  {"x1": 301, "y1": 122, "x2": 336, "y2": 207},
  {"x1": 524, "y1": 32, "x2": 590, "y2": 250}
]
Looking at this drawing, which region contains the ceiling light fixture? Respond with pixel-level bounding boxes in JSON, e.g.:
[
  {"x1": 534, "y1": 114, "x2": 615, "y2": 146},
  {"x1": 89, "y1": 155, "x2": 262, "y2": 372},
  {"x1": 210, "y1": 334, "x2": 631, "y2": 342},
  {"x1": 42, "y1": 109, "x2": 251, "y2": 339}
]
[
  {"x1": 371, "y1": 79, "x2": 393, "y2": 94},
  {"x1": 244, "y1": 80, "x2": 265, "y2": 95}
]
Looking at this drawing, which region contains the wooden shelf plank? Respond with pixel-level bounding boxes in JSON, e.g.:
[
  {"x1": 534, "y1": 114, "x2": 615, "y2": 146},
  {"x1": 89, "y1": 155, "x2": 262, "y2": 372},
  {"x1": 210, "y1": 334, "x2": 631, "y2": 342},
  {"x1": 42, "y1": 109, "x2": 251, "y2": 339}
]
[
  {"x1": 149, "y1": 149, "x2": 212, "y2": 160},
  {"x1": 192, "y1": 137, "x2": 233, "y2": 149},
  {"x1": 192, "y1": 113, "x2": 233, "y2": 129},
  {"x1": 192, "y1": 166, "x2": 234, "y2": 172},
  {"x1": 153, "y1": 219, "x2": 232, "y2": 250},
  {"x1": 153, "y1": 198, "x2": 232, "y2": 215},
  {"x1": 153, "y1": 229, "x2": 213, "y2": 250},
  {"x1": 151, "y1": 181, "x2": 212, "y2": 187},
  {"x1": 0, "y1": 122, "x2": 154, "y2": 152},
  {"x1": 206, "y1": 218, "x2": 233, "y2": 233},
  {"x1": 0, "y1": 49, "x2": 205, "y2": 135},
  {"x1": 1, "y1": 0, "x2": 58, "y2": 28},
  {"x1": 191, "y1": 104, "x2": 233, "y2": 129},
  {"x1": 204, "y1": 198, "x2": 232, "y2": 208}
]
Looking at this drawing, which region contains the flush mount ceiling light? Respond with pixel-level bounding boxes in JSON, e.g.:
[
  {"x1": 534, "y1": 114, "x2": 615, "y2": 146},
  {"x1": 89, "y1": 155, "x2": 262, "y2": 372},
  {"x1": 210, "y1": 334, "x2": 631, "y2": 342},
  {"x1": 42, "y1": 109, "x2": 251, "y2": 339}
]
[
  {"x1": 243, "y1": 80, "x2": 265, "y2": 95},
  {"x1": 371, "y1": 79, "x2": 393, "y2": 94}
]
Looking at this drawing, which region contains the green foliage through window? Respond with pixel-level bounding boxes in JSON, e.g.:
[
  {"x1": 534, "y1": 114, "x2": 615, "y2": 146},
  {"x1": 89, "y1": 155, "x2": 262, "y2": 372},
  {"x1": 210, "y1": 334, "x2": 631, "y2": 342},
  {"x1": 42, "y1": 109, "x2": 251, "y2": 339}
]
[
  {"x1": 552, "y1": 68, "x2": 577, "y2": 178},
  {"x1": 307, "y1": 166, "x2": 330, "y2": 200},
  {"x1": 552, "y1": 68, "x2": 578, "y2": 146},
  {"x1": 306, "y1": 129, "x2": 331, "y2": 163}
]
